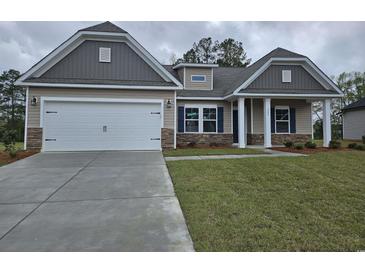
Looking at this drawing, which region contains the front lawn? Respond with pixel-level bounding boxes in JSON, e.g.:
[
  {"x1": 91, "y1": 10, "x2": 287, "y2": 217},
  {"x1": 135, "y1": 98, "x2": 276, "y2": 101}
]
[
  {"x1": 167, "y1": 151, "x2": 365, "y2": 251},
  {"x1": 163, "y1": 147, "x2": 265, "y2": 157}
]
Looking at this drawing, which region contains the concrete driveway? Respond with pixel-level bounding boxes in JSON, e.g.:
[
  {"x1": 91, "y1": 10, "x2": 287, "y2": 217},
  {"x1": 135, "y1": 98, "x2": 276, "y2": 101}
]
[{"x1": 0, "y1": 151, "x2": 193, "y2": 251}]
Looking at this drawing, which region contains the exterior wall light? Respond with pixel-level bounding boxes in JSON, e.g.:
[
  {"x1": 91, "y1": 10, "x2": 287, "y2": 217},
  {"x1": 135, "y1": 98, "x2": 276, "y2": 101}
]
[
  {"x1": 31, "y1": 96, "x2": 38, "y2": 106},
  {"x1": 166, "y1": 99, "x2": 173, "y2": 108}
]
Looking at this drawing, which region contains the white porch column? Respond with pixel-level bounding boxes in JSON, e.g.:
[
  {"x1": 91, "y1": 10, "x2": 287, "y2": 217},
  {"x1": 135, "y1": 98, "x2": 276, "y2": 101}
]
[
  {"x1": 323, "y1": 99, "x2": 331, "y2": 147},
  {"x1": 238, "y1": 97, "x2": 246, "y2": 148},
  {"x1": 263, "y1": 98, "x2": 272, "y2": 148}
]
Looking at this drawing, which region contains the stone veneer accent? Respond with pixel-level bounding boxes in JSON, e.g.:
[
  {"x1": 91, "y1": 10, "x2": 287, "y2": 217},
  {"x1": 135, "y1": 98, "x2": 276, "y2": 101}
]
[
  {"x1": 26, "y1": 128, "x2": 43, "y2": 150},
  {"x1": 177, "y1": 133, "x2": 233, "y2": 147},
  {"x1": 247, "y1": 133, "x2": 312, "y2": 145},
  {"x1": 161, "y1": 128, "x2": 174, "y2": 149}
]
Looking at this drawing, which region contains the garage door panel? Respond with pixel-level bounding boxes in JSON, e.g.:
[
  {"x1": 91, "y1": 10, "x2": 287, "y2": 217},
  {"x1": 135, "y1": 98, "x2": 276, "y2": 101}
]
[{"x1": 43, "y1": 101, "x2": 162, "y2": 151}]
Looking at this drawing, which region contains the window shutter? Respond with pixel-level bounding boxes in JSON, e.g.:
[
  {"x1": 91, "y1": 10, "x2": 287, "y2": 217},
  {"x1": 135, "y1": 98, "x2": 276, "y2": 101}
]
[
  {"x1": 271, "y1": 108, "x2": 275, "y2": 133},
  {"x1": 290, "y1": 108, "x2": 296, "y2": 133},
  {"x1": 218, "y1": 107, "x2": 224, "y2": 133},
  {"x1": 178, "y1": 106, "x2": 185, "y2": 133}
]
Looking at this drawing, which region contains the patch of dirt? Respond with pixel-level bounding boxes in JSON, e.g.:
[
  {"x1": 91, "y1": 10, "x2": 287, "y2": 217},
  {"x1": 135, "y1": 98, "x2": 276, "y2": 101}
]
[
  {"x1": 271, "y1": 147, "x2": 351, "y2": 154},
  {"x1": 0, "y1": 150, "x2": 39, "y2": 165}
]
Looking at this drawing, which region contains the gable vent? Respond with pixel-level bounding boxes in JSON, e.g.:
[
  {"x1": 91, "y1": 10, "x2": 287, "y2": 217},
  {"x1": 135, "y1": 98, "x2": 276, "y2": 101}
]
[
  {"x1": 282, "y1": 70, "x2": 292, "y2": 83},
  {"x1": 99, "y1": 47, "x2": 111, "y2": 63}
]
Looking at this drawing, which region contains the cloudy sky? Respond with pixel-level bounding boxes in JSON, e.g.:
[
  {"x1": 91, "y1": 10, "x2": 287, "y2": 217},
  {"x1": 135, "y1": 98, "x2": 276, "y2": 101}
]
[{"x1": 0, "y1": 21, "x2": 364, "y2": 77}]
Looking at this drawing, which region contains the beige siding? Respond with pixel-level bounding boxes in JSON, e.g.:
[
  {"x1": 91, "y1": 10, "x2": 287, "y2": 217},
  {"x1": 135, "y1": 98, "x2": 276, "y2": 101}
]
[
  {"x1": 252, "y1": 99, "x2": 264, "y2": 133},
  {"x1": 177, "y1": 100, "x2": 231, "y2": 133},
  {"x1": 184, "y1": 68, "x2": 212, "y2": 90},
  {"x1": 28, "y1": 87, "x2": 175, "y2": 129},
  {"x1": 252, "y1": 99, "x2": 312, "y2": 134},
  {"x1": 343, "y1": 109, "x2": 365, "y2": 140}
]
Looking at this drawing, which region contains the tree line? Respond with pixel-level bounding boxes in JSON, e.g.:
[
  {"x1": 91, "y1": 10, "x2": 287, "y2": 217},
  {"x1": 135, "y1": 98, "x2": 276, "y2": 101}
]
[{"x1": 171, "y1": 37, "x2": 251, "y2": 67}]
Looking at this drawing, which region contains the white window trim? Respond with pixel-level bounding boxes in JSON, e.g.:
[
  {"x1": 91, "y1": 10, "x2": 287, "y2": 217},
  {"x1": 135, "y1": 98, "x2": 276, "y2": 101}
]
[
  {"x1": 282, "y1": 70, "x2": 292, "y2": 83},
  {"x1": 99, "y1": 47, "x2": 111, "y2": 63},
  {"x1": 274, "y1": 105, "x2": 290, "y2": 134},
  {"x1": 191, "y1": 75, "x2": 207, "y2": 83},
  {"x1": 184, "y1": 107, "x2": 199, "y2": 133},
  {"x1": 184, "y1": 104, "x2": 218, "y2": 134}
]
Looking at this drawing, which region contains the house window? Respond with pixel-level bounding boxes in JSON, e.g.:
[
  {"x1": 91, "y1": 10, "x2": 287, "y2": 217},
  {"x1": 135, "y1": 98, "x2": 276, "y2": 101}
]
[
  {"x1": 185, "y1": 107, "x2": 199, "y2": 132},
  {"x1": 203, "y1": 108, "x2": 217, "y2": 132},
  {"x1": 282, "y1": 70, "x2": 291, "y2": 83},
  {"x1": 275, "y1": 106, "x2": 290, "y2": 133},
  {"x1": 191, "y1": 75, "x2": 206, "y2": 82},
  {"x1": 184, "y1": 105, "x2": 217, "y2": 133},
  {"x1": 99, "y1": 47, "x2": 111, "y2": 63}
]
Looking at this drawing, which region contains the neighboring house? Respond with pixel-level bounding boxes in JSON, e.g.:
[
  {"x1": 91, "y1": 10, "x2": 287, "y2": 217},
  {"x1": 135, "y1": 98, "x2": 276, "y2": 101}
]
[
  {"x1": 16, "y1": 21, "x2": 343, "y2": 152},
  {"x1": 342, "y1": 97, "x2": 365, "y2": 140}
]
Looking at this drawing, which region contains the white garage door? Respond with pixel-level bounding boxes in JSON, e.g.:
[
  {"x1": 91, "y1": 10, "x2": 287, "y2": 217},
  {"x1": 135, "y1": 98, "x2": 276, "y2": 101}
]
[{"x1": 43, "y1": 100, "x2": 162, "y2": 151}]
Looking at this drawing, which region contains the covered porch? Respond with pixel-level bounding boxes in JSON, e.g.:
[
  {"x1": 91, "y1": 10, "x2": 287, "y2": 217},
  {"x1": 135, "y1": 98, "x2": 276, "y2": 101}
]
[{"x1": 231, "y1": 97, "x2": 333, "y2": 148}]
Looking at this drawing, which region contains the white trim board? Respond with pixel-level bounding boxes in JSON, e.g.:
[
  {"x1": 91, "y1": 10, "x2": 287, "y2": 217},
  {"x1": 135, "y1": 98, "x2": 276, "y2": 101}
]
[
  {"x1": 24, "y1": 87, "x2": 29, "y2": 150},
  {"x1": 15, "y1": 31, "x2": 182, "y2": 88},
  {"x1": 22, "y1": 82, "x2": 181, "y2": 90},
  {"x1": 173, "y1": 63, "x2": 218, "y2": 69},
  {"x1": 176, "y1": 96, "x2": 224, "y2": 100}
]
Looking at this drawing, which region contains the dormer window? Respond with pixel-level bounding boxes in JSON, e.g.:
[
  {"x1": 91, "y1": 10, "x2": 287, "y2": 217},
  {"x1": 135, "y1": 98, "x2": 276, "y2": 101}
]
[
  {"x1": 191, "y1": 75, "x2": 206, "y2": 82},
  {"x1": 282, "y1": 70, "x2": 291, "y2": 83},
  {"x1": 99, "y1": 47, "x2": 111, "y2": 63}
]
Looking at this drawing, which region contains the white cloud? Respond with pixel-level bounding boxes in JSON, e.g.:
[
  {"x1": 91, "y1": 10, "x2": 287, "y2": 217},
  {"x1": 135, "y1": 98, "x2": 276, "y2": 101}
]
[{"x1": 0, "y1": 21, "x2": 364, "y2": 77}]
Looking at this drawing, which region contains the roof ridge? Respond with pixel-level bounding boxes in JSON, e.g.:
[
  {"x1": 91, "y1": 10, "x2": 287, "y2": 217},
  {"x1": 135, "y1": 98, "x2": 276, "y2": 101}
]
[{"x1": 79, "y1": 21, "x2": 128, "y2": 34}]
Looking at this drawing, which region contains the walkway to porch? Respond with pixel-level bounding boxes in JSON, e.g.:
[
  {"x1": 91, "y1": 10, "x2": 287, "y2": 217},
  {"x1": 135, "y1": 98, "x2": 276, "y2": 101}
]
[{"x1": 165, "y1": 148, "x2": 305, "y2": 161}]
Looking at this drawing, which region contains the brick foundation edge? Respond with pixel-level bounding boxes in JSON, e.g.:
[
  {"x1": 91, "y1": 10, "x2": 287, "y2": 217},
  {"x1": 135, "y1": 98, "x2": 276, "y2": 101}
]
[
  {"x1": 176, "y1": 133, "x2": 233, "y2": 147},
  {"x1": 26, "y1": 128, "x2": 43, "y2": 150},
  {"x1": 247, "y1": 133, "x2": 312, "y2": 145},
  {"x1": 161, "y1": 128, "x2": 174, "y2": 149}
]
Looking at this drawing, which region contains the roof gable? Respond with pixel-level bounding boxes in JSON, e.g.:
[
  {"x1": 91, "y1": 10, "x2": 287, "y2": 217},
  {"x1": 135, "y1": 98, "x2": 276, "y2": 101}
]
[
  {"x1": 16, "y1": 22, "x2": 182, "y2": 89},
  {"x1": 40, "y1": 40, "x2": 166, "y2": 82},
  {"x1": 229, "y1": 47, "x2": 343, "y2": 97},
  {"x1": 247, "y1": 64, "x2": 325, "y2": 90}
]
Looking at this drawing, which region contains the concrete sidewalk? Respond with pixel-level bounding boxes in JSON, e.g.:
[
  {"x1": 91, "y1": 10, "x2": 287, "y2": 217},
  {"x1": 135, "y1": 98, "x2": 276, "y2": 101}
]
[{"x1": 165, "y1": 149, "x2": 306, "y2": 161}]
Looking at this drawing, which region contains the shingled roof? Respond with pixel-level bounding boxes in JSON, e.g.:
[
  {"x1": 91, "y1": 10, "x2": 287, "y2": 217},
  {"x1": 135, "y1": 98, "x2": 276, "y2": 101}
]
[
  {"x1": 79, "y1": 21, "x2": 128, "y2": 33},
  {"x1": 171, "y1": 47, "x2": 337, "y2": 98},
  {"x1": 343, "y1": 97, "x2": 365, "y2": 112}
]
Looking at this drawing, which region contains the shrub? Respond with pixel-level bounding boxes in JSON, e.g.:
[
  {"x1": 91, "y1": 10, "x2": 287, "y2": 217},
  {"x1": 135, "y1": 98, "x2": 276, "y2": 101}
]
[
  {"x1": 1, "y1": 129, "x2": 18, "y2": 158},
  {"x1": 329, "y1": 140, "x2": 341, "y2": 149},
  {"x1": 355, "y1": 144, "x2": 365, "y2": 151},
  {"x1": 348, "y1": 143, "x2": 358, "y2": 149},
  {"x1": 283, "y1": 140, "x2": 294, "y2": 148},
  {"x1": 362, "y1": 136, "x2": 365, "y2": 144},
  {"x1": 305, "y1": 141, "x2": 317, "y2": 149},
  {"x1": 294, "y1": 143, "x2": 304, "y2": 150}
]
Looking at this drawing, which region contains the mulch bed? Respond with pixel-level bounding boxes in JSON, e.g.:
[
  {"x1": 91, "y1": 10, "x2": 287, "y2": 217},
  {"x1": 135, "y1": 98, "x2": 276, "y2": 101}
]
[
  {"x1": 0, "y1": 150, "x2": 39, "y2": 166},
  {"x1": 271, "y1": 147, "x2": 351, "y2": 155}
]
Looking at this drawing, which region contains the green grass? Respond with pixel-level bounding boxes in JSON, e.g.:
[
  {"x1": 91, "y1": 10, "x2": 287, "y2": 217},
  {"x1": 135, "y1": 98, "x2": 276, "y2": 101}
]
[
  {"x1": 167, "y1": 151, "x2": 365, "y2": 251},
  {"x1": 0, "y1": 142, "x2": 24, "y2": 151},
  {"x1": 163, "y1": 148, "x2": 265, "y2": 157}
]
